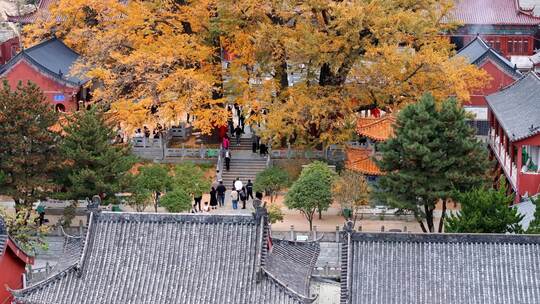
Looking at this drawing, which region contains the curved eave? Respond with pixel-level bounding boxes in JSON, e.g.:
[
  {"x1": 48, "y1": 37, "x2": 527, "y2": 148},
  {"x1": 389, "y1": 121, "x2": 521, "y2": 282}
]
[{"x1": 0, "y1": 51, "x2": 88, "y2": 88}]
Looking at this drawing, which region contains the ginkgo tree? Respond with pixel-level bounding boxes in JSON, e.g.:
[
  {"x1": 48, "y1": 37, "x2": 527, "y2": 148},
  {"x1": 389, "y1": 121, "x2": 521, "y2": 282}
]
[
  {"x1": 25, "y1": 0, "x2": 489, "y2": 148},
  {"x1": 218, "y1": 0, "x2": 489, "y2": 147},
  {"x1": 25, "y1": 0, "x2": 226, "y2": 134}
]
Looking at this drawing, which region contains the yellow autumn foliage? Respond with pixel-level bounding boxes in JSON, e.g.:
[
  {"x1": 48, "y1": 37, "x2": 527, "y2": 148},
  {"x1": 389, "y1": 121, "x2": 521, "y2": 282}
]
[{"x1": 24, "y1": 0, "x2": 489, "y2": 146}]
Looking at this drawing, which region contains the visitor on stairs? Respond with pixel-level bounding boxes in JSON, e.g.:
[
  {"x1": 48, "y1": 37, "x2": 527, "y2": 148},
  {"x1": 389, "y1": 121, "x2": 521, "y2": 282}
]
[
  {"x1": 239, "y1": 187, "x2": 247, "y2": 209},
  {"x1": 210, "y1": 187, "x2": 218, "y2": 210},
  {"x1": 216, "y1": 181, "x2": 226, "y2": 207},
  {"x1": 225, "y1": 150, "x2": 231, "y2": 171},
  {"x1": 246, "y1": 180, "x2": 254, "y2": 200},
  {"x1": 252, "y1": 136, "x2": 259, "y2": 153},
  {"x1": 234, "y1": 126, "x2": 243, "y2": 145},
  {"x1": 223, "y1": 135, "x2": 230, "y2": 150},
  {"x1": 231, "y1": 189, "x2": 239, "y2": 210},
  {"x1": 259, "y1": 143, "x2": 268, "y2": 156}
]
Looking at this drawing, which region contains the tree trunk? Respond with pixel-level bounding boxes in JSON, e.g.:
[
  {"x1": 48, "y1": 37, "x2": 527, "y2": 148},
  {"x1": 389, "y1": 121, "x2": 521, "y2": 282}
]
[
  {"x1": 416, "y1": 217, "x2": 428, "y2": 233},
  {"x1": 438, "y1": 199, "x2": 448, "y2": 233},
  {"x1": 318, "y1": 208, "x2": 322, "y2": 220},
  {"x1": 274, "y1": 56, "x2": 289, "y2": 97},
  {"x1": 153, "y1": 192, "x2": 158, "y2": 213},
  {"x1": 424, "y1": 204, "x2": 435, "y2": 232}
]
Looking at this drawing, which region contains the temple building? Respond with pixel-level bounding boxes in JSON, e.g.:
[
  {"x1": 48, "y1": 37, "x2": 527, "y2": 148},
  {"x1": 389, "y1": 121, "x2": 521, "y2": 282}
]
[
  {"x1": 446, "y1": 0, "x2": 540, "y2": 56},
  {"x1": 339, "y1": 229, "x2": 540, "y2": 304},
  {"x1": 0, "y1": 29, "x2": 20, "y2": 66},
  {"x1": 0, "y1": 37, "x2": 89, "y2": 112},
  {"x1": 0, "y1": 217, "x2": 34, "y2": 304},
  {"x1": 345, "y1": 111, "x2": 395, "y2": 180},
  {"x1": 487, "y1": 72, "x2": 540, "y2": 201},
  {"x1": 11, "y1": 210, "x2": 320, "y2": 304},
  {"x1": 454, "y1": 36, "x2": 522, "y2": 137}
]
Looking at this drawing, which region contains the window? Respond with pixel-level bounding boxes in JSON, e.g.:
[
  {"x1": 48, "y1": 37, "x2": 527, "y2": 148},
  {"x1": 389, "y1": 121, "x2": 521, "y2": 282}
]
[
  {"x1": 508, "y1": 40, "x2": 514, "y2": 53},
  {"x1": 524, "y1": 39, "x2": 529, "y2": 54}
]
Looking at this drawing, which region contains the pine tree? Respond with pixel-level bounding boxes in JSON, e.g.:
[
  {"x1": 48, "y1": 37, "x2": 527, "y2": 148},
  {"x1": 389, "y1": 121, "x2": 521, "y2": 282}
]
[
  {"x1": 374, "y1": 94, "x2": 490, "y2": 233},
  {"x1": 0, "y1": 81, "x2": 60, "y2": 208},
  {"x1": 57, "y1": 107, "x2": 135, "y2": 204},
  {"x1": 445, "y1": 180, "x2": 523, "y2": 234}
]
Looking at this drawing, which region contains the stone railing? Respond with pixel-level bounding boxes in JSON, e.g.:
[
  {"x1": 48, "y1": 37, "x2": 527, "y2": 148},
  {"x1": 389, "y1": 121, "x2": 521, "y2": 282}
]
[{"x1": 165, "y1": 145, "x2": 220, "y2": 159}]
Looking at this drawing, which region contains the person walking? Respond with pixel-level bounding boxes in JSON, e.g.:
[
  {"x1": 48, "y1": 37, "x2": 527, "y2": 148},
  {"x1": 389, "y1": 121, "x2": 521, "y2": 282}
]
[
  {"x1": 216, "y1": 181, "x2": 226, "y2": 207},
  {"x1": 239, "y1": 187, "x2": 247, "y2": 209},
  {"x1": 231, "y1": 188, "x2": 239, "y2": 210},
  {"x1": 223, "y1": 136, "x2": 230, "y2": 150},
  {"x1": 234, "y1": 125, "x2": 243, "y2": 146},
  {"x1": 193, "y1": 193, "x2": 202, "y2": 212},
  {"x1": 225, "y1": 150, "x2": 231, "y2": 171},
  {"x1": 259, "y1": 143, "x2": 268, "y2": 156},
  {"x1": 210, "y1": 187, "x2": 218, "y2": 210},
  {"x1": 246, "y1": 180, "x2": 254, "y2": 200},
  {"x1": 251, "y1": 135, "x2": 259, "y2": 153}
]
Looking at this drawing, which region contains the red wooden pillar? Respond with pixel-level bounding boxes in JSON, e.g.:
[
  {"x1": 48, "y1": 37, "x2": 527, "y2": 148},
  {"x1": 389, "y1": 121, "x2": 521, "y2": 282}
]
[{"x1": 517, "y1": 144, "x2": 522, "y2": 192}]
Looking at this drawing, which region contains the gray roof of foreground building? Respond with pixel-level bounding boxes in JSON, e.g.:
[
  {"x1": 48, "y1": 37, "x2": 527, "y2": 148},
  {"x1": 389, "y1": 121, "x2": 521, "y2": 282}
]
[
  {"x1": 486, "y1": 72, "x2": 540, "y2": 141},
  {"x1": 12, "y1": 211, "x2": 319, "y2": 304},
  {"x1": 0, "y1": 37, "x2": 87, "y2": 86},
  {"x1": 340, "y1": 232, "x2": 540, "y2": 304},
  {"x1": 455, "y1": 36, "x2": 521, "y2": 79}
]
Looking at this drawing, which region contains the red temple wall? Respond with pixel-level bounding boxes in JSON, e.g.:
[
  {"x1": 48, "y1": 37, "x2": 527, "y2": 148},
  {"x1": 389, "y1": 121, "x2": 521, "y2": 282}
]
[
  {"x1": 465, "y1": 60, "x2": 518, "y2": 107},
  {"x1": 0, "y1": 246, "x2": 27, "y2": 303},
  {"x1": 0, "y1": 36, "x2": 20, "y2": 65},
  {"x1": 2, "y1": 60, "x2": 79, "y2": 112}
]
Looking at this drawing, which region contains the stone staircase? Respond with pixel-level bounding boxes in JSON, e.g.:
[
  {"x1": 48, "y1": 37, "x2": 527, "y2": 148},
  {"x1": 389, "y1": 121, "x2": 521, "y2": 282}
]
[
  {"x1": 221, "y1": 156, "x2": 267, "y2": 188},
  {"x1": 230, "y1": 136, "x2": 253, "y2": 150}
]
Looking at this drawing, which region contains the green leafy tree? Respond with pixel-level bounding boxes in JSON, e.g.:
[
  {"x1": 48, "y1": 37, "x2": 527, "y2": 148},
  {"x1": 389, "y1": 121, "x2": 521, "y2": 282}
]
[
  {"x1": 134, "y1": 164, "x2": 172, "y2": 212},
  {"x1": 120, "y1": 174, "x2": 152, "y2": 212},
  {"x1": 526, "y1": 196, "x2": 540, "y2": 234},
  {"x1": 0, "y1": 207, "x2": 49, "y2": 254},
  {"x1": 172, "y1": 163, "x2": 211, "y2": 198},
  {"x1": 267, "y1": 203, "x2": 284, "y2": 224},
  {"x1": 375, "y1": 94, "x2": 490, "y2": 233},
  {"x1": 57, "y1": 108, "x2": 135, "y2": 204},
  {"x1": 332, "y1": 170, "x2": 370, "y2": 226},
  {"x1": 0, "y1": 81, "x2": 60, "y2": 208},
  {"x1": 254, "y1": 166, "x2": 290, "y2": 204},
  {"x1": 445, "y1": 180, "x2": 523, "y2": 233},
  {"x1": 285, "y1": 161, "x2": 335, "y2": 230},
  {"x1": 160, "y1": 188, "x2": 192, "y2": 213}
]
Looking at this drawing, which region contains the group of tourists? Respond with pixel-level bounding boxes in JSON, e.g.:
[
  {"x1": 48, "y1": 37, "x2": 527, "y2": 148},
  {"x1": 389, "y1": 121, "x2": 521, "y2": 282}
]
[{"x1": 192, "y1": 178, "x2": 259, "y2": 212}]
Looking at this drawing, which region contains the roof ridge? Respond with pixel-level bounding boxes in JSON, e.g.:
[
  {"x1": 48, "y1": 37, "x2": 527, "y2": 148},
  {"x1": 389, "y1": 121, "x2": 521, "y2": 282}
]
[
  {"x1": 347, "y1": 231, "x2": 540, "y2": 244},
  {"x1": 262, "y1": 267, "x2": 317, "y2": 303},
  {"x1": 10, "y1": 264, "x2": 78, "y2": 298},
  {"x1": 493, "y1": 71, "x2": 539, "y2": 94}
]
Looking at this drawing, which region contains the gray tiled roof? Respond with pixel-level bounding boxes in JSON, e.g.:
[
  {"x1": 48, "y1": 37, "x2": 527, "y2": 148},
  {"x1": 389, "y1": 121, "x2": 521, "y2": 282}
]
[
  {"x1": 455, "y1": 36, "x2": 521, "y2": 79},
  {"x1": 13, "y1": 211, "x2": 318, "y2": 304},
  {"x1": 486, "y1": 72, "x2": 540, "y2": 141},
  {"x1": 340, "y1": 232, "x2": 540, "y2": 304},
  {"x1": 0, "y1": 38, "x2": 87, "y2": 86},
  {"x1": 264, "y1": 239, "x2": 320, "y2": 299}
]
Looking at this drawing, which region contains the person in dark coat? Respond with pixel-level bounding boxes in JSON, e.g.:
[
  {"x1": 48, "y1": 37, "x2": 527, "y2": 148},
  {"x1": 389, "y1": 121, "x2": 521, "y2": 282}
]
[
  {"x1": 246, "y1": 180, "x2": 254, "y2": 200},
  {"x1": 225, "y1": 150, "x2": 231, "y2": 171},
  {"x1": 216, "y1": 181, "x2": 226, "y2": 207},
  {"x1": 209, "y1": 187, "x2": 218, "y2": 209},
  {"x1": 259, "y1": 143, "x2": 267, "y2": 156},
  {"x1": 234, "y1": 126, "x2": 243, "y2": 145},
  {"x1": 252, "y1": 136, "x2": 259, "y2": 153}
]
